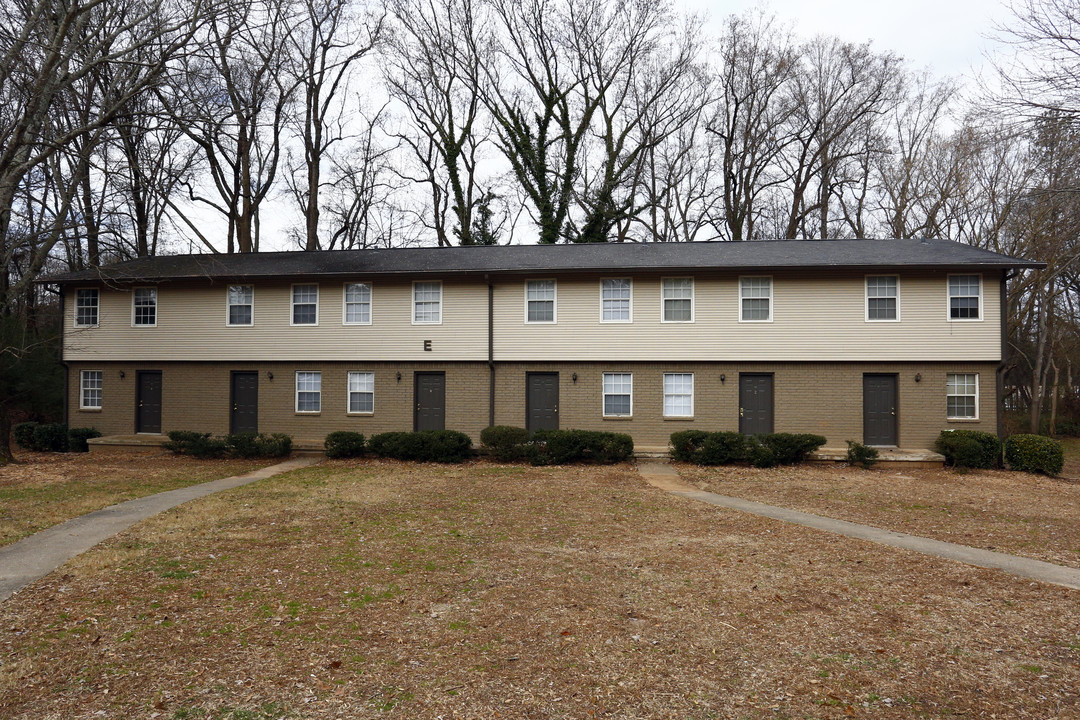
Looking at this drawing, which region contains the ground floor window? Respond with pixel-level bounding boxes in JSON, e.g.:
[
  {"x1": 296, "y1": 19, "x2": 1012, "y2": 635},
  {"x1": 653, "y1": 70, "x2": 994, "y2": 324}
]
[
  {"x1": 946, "y1": 373, "x2": 978, "y2": 419},
  {"x1": 663, "y1": 373, "x2": 693, "y2": 417},
  {"x1": 603, "y1": 372, "x2": 632, "y2": 417},
  {"x1": 296, "y1": 371, "x2": 322, "y2": 413},
  {"x1": 80, "y1": 370, "x2": 102, "y2": 409},
  {"x1": 348, "y1": 371, "x2": 374, "y2": 414}
]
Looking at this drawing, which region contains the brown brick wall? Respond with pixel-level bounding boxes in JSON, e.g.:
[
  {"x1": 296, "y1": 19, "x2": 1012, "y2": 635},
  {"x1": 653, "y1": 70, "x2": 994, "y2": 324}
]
[{"x1": 68, "y1": 360, "x2": 998, "y2": 449}]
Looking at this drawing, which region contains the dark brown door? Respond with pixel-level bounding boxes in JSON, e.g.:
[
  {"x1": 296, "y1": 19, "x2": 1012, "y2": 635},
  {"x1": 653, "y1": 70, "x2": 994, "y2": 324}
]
[
  {"x1": 230, "y1": 372, "x2": 259, "y2": 434},
  {"x1": 739, "y1": 374, "x2": 774, "y2": 435},
  {"x1": 414, "y1": 372, "x2": 446, "y2": 431},
  {"x1": 863, "y1": 374, "x2": 898, "y2": 446},
  {"x1": 526, "y1": 373, "x2": 559, "y2": 433},
  {"x1": 136, "y1": 371, "x2": 162, "y2": 434}
]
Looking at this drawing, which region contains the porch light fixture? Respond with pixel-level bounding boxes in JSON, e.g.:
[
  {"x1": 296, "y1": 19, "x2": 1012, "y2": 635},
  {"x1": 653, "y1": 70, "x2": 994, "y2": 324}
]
[
  {"x1": 119, "y1": 370, "x2": 125, "y2": 379},
  {"x1": 396, "y1": 372, "x2": 402, "y2": 382},
  {"x1": 720, "y1": 373, "x2": 725, "y2": 384},
  {"x1": 267, "y1": 371, "x2": 274, "y2": 380},
  {"x1": 572, "y1": 373, "x2": 578, "y2": 383},
  {"x1": 914, "y1": 373, "x2": 922, "y2": 383}
]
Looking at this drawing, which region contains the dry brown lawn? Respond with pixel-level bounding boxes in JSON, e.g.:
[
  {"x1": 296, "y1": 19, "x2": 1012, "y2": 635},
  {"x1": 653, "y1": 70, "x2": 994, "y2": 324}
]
[
  {"x1": 1, "y1": 459, "x2": 1077, "y2": 719},
  {"x1": 680, "y1": 462, "x2": 1080, "y2": 570},
  {"x1": 0, "y1": 449, "x2": 269, "y2": 547}
]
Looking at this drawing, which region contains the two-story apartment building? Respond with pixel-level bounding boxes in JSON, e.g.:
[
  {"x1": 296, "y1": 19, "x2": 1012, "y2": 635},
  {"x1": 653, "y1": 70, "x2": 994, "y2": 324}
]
[{"x1": 46, "y1": 239, "x2": 1041, "y2": 450}]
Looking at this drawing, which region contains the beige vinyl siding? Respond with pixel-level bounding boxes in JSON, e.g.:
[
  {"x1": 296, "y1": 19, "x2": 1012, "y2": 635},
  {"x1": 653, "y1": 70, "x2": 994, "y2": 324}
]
[
  {"x1": 64, "y1": 280, "x2": 488, "y2": 362},
  {"x1": 493, "y1": 272, "x2": 1001, "y2": 362}
]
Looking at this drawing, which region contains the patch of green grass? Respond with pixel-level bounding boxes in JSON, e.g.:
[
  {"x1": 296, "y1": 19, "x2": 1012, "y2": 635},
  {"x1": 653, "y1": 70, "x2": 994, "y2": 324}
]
[{"x1": 1019, "y1": 664, "x2": 1043, "y2": 674}]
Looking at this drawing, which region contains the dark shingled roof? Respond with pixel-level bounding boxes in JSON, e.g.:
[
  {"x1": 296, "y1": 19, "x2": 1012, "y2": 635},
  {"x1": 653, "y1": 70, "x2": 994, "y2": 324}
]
[{"x1": 42, "y1": 238, "x2": 1044, "y2": 284}]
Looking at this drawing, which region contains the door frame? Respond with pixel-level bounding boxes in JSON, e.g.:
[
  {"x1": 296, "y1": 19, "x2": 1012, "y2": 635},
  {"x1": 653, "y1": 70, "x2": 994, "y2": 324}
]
[
  {"x1": 738, "y1": 373, "x2": 774, "y2": 435},
  {"x1": 862, "y1": 373, "x2": 899, "y2": 446},
  {"x1": 229, "y1": 370, "x2": 259, "y2": 435},
  {"x1": 135, "y1": 370, "x2": 163, "y2": 434},
  {"x1": 413, "y1": 371, "x2": 447, "y2": 431},
  {"x1": 525, "y1": 372, "x2": 560, "y2": 434}
]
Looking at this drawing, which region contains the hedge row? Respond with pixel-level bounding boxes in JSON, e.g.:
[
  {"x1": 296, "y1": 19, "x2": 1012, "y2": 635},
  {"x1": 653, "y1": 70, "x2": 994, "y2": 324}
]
[
  {"x1": 13, "y1": 422, "x2": 101, "y2": 453},
  {"x1": 934, "y1": 430, "x2": 1002, "y2": 469},
  {"x1": 1004, "y1": 434, "x2": 1064, "y2": 476},
  {"x1": 367, "y1": 430, "x2": 473, "y2": 463},
  {"x1": 479, "y1": 426, "x2": 634, "y2": 465},
  {"x1": 670, "y1": 430, "x2": 826, "y2": 468},
  {"x1": 163, "y1": 431, "x2": 292, "y2": 459}
]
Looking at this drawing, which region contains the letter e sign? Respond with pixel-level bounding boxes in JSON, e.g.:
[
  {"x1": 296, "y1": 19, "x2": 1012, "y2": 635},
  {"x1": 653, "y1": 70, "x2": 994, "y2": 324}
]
[{"x1": 423, "y1": 340, "x2": 432, "y2": 351}]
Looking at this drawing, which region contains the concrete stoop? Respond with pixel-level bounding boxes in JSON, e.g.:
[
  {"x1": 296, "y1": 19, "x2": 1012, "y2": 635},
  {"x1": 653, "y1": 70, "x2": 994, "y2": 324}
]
[{"x1": 808, "y1": 447, "x2": 945, "y2": 469}]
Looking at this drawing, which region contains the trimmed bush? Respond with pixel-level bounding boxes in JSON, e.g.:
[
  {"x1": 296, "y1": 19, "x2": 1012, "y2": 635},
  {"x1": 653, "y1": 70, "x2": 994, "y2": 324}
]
[
  {"x1": 325, "y1": 431, "x2": 366, "y2": 459},
  {"x1": 669, "y1": 430, "x2": 711, "y2": 462},
  {"x1": 745, "y1": 436, "x2": 778, "y2": 468},
  {"x1": 163, "y1": 431, "x2": 228, "y2": 459},
  {"x1": 698, "y1": 432, "x2": 747, "y2": 465},
  {"x1": 935, "y1": 429, "x2": 1001, "y2": 469},
  {"x1": 760, "y1": 433, "x2": 827, "y2": 465},
  {"x1": 846, "y1": 440, "x2": 879, "y2": 468},
  {"x1": 670, "y1": 431, "x2": 823, "y2": 466},
  {"x1": 1005, "y1": 434, "x2": 1064, "y2": 476},
  {"x1": 480, "y1": 425, "x2": 531, "y2": 461},
  {"x1": 226, "y1": 432, "x2": 293, "y2": 458},
  {"x1": 528, "y1": 429, "x2": 634, "y2": 466},
  {"x1": 32, "y1": 423, "x2": 69, "y2": 452},
  {"x1": 67, "y1": 427, "x2": 102, "y2": 453},
  {"x1": 368, "y1": 430, "x2": 473, "y2": 463},
  {"x1": 13, "y1": 421, "x2": 40, "y2": 450}
]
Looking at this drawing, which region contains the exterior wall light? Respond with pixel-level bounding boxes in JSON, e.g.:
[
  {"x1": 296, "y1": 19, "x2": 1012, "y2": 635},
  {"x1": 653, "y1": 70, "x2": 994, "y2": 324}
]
[
  {"x1": 396, "y1": 372, "x2": 402, "y2": 382},
  {"x1": 119, "y1": 370, "x2": 125, "y2": 379},
  {"x1": 914, "y1": 373, "x2": 922, "y2": 383},
  {"x1": 572, "y1": 373, "x2": 578, "y2": 383},
  {"x1": 720, "y1": 373, "x2": 726, "y2": 384},
  {"x1": 267, "y1": 371, "x2": 274, "y2": 380}
]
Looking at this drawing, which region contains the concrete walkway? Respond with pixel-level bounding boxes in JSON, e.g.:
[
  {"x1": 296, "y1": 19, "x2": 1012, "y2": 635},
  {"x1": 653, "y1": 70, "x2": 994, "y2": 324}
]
[
  {"x1": 0, "y1": 455, "x2": 322, "y2": 603},
  {"x1": 638, "y1": 460, "x2": 1080, "y2": 591}
]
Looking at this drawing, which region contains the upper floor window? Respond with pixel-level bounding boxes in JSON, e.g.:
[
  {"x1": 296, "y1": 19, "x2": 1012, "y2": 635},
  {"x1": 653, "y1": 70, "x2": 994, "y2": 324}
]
[
  {"x1": 296, "y1": 371, "x2": 321, "y2": 413},
  {"x1": 526, "y1": 280, "x2": 556, "y2": 323},
  {"x1": 80, "y1": 370, "x2": 103, "y2": 410},
  {"x1": 227, "y1": 285, "x2": 253, "y2": 326},
  {"x1": 602, "y1": 372, "x2": 633, "y2": 417},
  {"x1": 343, "y1": 282, "x2": 372, "y2": 324},
  {"x1": 948, "y1": 275, "x2": 981, "y2": 320},
  {"x1": 866, "y1": 276, "x2": 899, "y2": 321},
  {"x1": 662, "y1": 278, "x2": 694, "y2": 322},
  {"x1": 946, "y1": 373, "x2": 978, "y2": 419},
  {"x1": 601, "y1": 278, "x2": 632, "y2": 322},
  {"x1": 75, "y1": 288, "x2": 99, "y2": 327},
  {"x1": 413, "y1": 281, "x2": 442, "y2": 324},
  {"x1": 292, "y1": 284, "x2": 319, "y2": 325},
  {"x1": 133, "y1": 287, "x2": 157, "y2": 326},
  {"x1": 348, "y1": 371, "x2": 375, "y2": 414},
  {"x1": 663, "y1": 373, "x2": 694, "y2": 417},
  {"x1": 739, "y1": 276, "x2": 771, "y2": 322}
]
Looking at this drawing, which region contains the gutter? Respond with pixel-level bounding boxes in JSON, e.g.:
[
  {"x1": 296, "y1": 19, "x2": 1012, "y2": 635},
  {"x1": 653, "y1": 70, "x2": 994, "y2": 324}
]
[{"x1": 487, "y1": 274, "x2": 495, "y2": 428}]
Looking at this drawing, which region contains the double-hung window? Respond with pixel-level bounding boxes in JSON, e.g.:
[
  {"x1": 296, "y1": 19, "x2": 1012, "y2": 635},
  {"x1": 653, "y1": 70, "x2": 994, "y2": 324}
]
[
  {"x1": 662, "y1": 278, "x2": 694, "y2": 322},
  {"x1": 133, "y1": 288, "x2": 157, "y2": 326},
  {"x1": 348, "y1": 371, "x2": 375, "y2": 414},
  {"x1": 948, "y1": 275, "x2": 981, "y2": 320},
  {"x1": 601, "y1": 279, "x2": 632, "y2": 322},
  {"x1": 80, "y1": 370, "x2": 103, "y2": 410},
  {"x1": 525, "y1": 280, "x2": 556, "y2": 323},
  {"x1": 663, "y1": 373, "x2": 694, "y2": 417},
  {"x1": 227, "y1": 285, "x2": 253, "y2": 326},
  {"x1": 75, "y1": 289, "x2": 99, "y2": 327},
  {"x1": 292, "y1": 284, "x2": 319, "y2": 325},
  {"x1": 413, "y1": 281, "x2": 442, "y2": 324},
  {"x1": 296, "y1": 371, "x2": 321, "y2": 413},
  {"x1": 602, "y1": 372, "x2": 633, "y2": 417},
  {"x1": 344, "y1": 283, "x2": 372, "y2": 324},
  {"x1": 739, "y1": 277, "x2": 772, "y2": 321},
  {"x1": 946, "y1": 373, "x2": 978, "y2": 419},
  {"x1": 866, "y1": 276, "x2": 899, "y2": 321}
]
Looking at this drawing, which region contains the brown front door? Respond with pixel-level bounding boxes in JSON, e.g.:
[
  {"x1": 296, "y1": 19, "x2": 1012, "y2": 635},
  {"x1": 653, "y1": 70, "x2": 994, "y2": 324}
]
[
  {"x1": 230, "y1": 371, "x2": 259, "y2": 434},
  {"x1": 863, "y1": 374, "x2": 898, "y2": 446},
  {"x1": 136, "y1": 371, "x2": 162, "y2": 434},
  {"x1": 414, "y1": 372, "x2": 446, "y2": 431},
  {"x1": 739, "y1": 374, "x2": 774, "y2": 435},
  {"x1": 526, "y1": 372, "x2": 559, "y2": 433}
]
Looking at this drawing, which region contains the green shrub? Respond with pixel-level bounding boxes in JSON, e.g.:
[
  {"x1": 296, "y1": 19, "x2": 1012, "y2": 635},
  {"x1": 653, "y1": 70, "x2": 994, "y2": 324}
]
[
  {"x1": 528, "y1": 429, "x2": 634, "y2": 465},
  {"x1": 163, "y1": 431, "x2": 228, "y2": 459},
  {"x1": 846, "y1": 440, "x2": 879, "y2": 468},
  {"x1": 13, "y1": 421, "x2": 40, "y2": 450},
  {"x1": 367, "y1": 430, "x2": 473, "y2": 463},
  {"x1": 699, "y1": 432, "x2": 747, "y2": 465},
  {"x1": 325, "y1": 431, "x2": 366, "y2": 459},
  {"x1": 669, "y1": 430, "x2": 710, "y2": 462},
  {"x1": 935, "y1": 429, "x2": 1001, "y2": 469},
  {"x1": 32, "y1": 423, "x2": 69, "y2": 452},
  {"x1": 226, "y1": 432, "x2": 293, "y2": 458},
  {"x1": 480, "y1": 425, "x2": 531, "y2": 461},
  {"x1": 671, "y1": 431, "x2": 823, "y2": 466},
  {"x1": 1053, "y1": 419, "x2": 1080, "y2": 437},
  {"x1": 1005, "y1": 434, "x2": 1064, "y2": 476},
  {"x1": 745, "y1": 436, "x2": 778, "y2": 468},
  {"x1": 67, "y1": 427, "x2": 102, "y2": 453},
  {"x1": 761, "y1": 433, "x2": 827, "y2": 465}
]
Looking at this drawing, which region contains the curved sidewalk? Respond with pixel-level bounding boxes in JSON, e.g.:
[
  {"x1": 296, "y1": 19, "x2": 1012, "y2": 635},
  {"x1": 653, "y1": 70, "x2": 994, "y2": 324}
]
[
  {"x1": 0, "y1": 455, "x2": 321, "y2": 603},
  {"x1": 638, "y1": 461, "x2": 1080, "y2": 591}
]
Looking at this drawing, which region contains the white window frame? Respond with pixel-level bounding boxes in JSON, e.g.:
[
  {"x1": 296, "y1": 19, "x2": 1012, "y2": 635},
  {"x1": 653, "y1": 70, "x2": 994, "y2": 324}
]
[
  {"x1": 524, "y1": 279, "x2": 557, "y2": 324},
  {"x1": 347, "y1": 371, "x2": 375, "y2": 415},
  {"x1": 865, "y1": 275, "x2": 900, "y2": 323},
  {"x1": 79, "y1": 370, "x2": 103, "y2": 410},
  {"x1": 74, "y1": 288, "x2": 99, "y2": 328},
  {"x1": 602, "y1": 372, "x2": 633, "y2": 417},
  {"x1": 600, "y1": 278, "x2": 633, "y2": 323},
  {"x1": 226, "y1": 284, "x2": 254, "y2": 326},
  {"x1": 295, "y1": 371, "x2": 322, "y2": 413},
  {"x1": 947, "y1": 274, "x2": 983, "y2": 322},
  {"x1": 412, "y1": 281, "x2": 443, "y2": 325},
  {"x1": 291, "y1": 284, "x2": 319, "y2": 326},
  {"x1": 342, "y1": 282, "x2": 373, "y2": 325},
  {"x1": 661, "y1": 277, "x2": 695, "y2": 323},
  {"x1": 738, "y1": 276, "x2": 773, "y2": 323},
  {"x1": 131, "y1": 287, "x2": 157, "y2": 327},
  {"x1": 946, "y1": 373, "x2": 979, "y2": 420},
  {"x1": 663, "y1": 373, "x2": 694, "y2": 418}
]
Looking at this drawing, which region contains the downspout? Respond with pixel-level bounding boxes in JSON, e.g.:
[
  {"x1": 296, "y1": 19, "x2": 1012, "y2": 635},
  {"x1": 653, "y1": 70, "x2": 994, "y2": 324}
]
[
  {"x1": 487, "y1": 274, "x2": 495, "y2": 428},
  {"x1": 59, "y1": 285, "x2": 69, "y2": 429},
  {"x1": 997, "y1": 269, "x2": 1018, "y2": 440}
]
